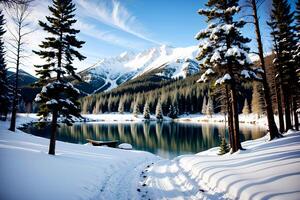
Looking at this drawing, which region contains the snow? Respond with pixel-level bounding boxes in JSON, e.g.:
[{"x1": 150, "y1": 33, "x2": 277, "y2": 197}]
[
  {"x1": 210, "y1": 51, "x2": 221, "y2": 62},
  {"x1": 145, "y1": 131, "x2": 300, "y2": 200},
  {"x1": 118, "y1": 143, "x2": 133, "y2": 150},
  {"x1": 46, "y1": 99, "x2": 58, "y2": 105},
  {"x1": 1, "y1": 114, "x2": 299, "y2": 200},
  {"x1": 197, "y1": 68, "x2": 215, "y2": 82},
  {"x1": 0, "y1": 116, "x2": 159, "y2": 200},
  {"x1": 215, "y1": 73, "x2": 231, "y2": 85}
]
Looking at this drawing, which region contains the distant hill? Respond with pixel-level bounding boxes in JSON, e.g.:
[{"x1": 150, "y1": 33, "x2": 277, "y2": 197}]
[{"x1": 7, "y1": 69, "x2": 37, "y2": 87}]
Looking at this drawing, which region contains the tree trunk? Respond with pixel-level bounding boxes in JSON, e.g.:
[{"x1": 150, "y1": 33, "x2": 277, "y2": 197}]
[
  {"x1": 48, "y1": 109, "x2": 58, "y2": 155},
  {"x1": 275, "y1": 80, "x2": 285, "y2": 133},
  {"x1": 8, "y1": 23, "x2": 21, "y2": 132},
  {"x1": 251, "y1": 0, "x2": 281, "y2": 139},
  {"x1": 226, "y1": 85, "x2": 234, "y2": 150},
  {"x1": 293, "y1": 96, "x2": 299, "y2": 131},
  {"x1": 283, "y1": 88, "x2": 292, "y2": 131},
  {"x1": 230, "y1": 85, "x2": 241, "y2": 152}
]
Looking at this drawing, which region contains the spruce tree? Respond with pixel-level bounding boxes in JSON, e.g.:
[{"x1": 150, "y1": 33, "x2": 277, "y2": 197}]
[
  {"x1": 251, "y1": 82, "x2": 265, "y2": 117},
  {"x1": 206, "y1": 97, "x2": 214, "y2": 117},
  {"x1": 195, "y1": 0, "x2": 259, "y2": 152},
  {"x1": 168, "y1": 104, "x2": 178, "y2": 119},
  {"x1": 118, "y1": 99, "x2": 124, "y2": 114},
  {"x1": 268, "y1": 0, "x2": 297, "y2": 131},
  {"x1": 155, "y1": 100, "x2": 163, "y2": 120},
  {"x1": 294, "y1": 0, "x2": 300, "y2": 130},
  {"x1": 201, "y1": 96, "x2": 207, "y2": 114},
  {"x1": 143, "y1": 101, "x2": 150, "y2": 120},
  {"x1": 218, "y1": 137, "x2": 230, "y2": 155},
  {"x1": 0, "y1": 10, "x2": 11, "y2": 121},
  {"x1": 133, "y1": 101, "x2": 140, "y2": 117},
  {"x1": 242, "y1": 98, "x2": 250, "y2": 115},
  {"x1": 245, "y1": 0, "x2": 281, "y2": 138},
  {"x1": 33, "y1": 0, "x2": 86, "y2": 155}
]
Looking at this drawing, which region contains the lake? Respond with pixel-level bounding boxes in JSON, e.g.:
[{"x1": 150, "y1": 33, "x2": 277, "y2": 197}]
[{"x1": 21, "y1": 122, "x2": 266, "y2": 159}]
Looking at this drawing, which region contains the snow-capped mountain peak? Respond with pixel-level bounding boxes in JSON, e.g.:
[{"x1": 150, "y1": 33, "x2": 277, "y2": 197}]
[{"x1": 79, "y1": 45, "x2": 200, "y2": 94}]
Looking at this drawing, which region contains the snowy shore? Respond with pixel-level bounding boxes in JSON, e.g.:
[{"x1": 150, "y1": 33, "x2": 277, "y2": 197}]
[
  {"x1": 0, "y1": 114, "x2": 299, "y2": 200},
  {"x1": 0, "y1": 116, "x2": 160, "y2": 200}
]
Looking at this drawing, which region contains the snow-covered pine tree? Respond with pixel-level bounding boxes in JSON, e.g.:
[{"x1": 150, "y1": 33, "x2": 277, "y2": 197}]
[
  {"x1": 242, "y1": 98, "x2": 250, "y2": 115},
  {"x1": 118, "y1": 98, "x2": 124, "y2": 114},
  {"x1": 0, "y1": 10, "x2": 11, "y2": 120},
  {"x1": 195, "y1": 0, "x2": 259, "y2": 152},
  {"x1": 206, "y1": 96, "x2": 214, "y2": 117},
  {"x1": 143, "y1": 101, "x2": 150, "y2": 120},
  {"x1": 201, "y1": 96, "x2": 207, "y2": 114},
  {"x1": 267, "y1": 0, "x2": 298, "y2": 131},
  {"x1": 33, "y1": 0, "x2": 86, "y2": 155},
  {"x1": 155, "y1": 100, "x2": 163, "y2": 120},
  {"x1": 293, "y1": 0, "x2": 300, "y2": 130},
  {"x1": 133, "y1": 101, "x2": 140, "y2": 117}
]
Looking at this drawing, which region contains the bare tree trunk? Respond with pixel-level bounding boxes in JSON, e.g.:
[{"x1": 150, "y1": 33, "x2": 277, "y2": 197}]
[
  {"x1": 8, "y1": 15, "x2": 22, "y2": 132},
  {"x1": 293, "y1": 97, "x2": 299, "y2": 131},
  {"x1": 274, "y1": 81, "x2": 285, "y2": 132},
  {"x1": 283, "y1": 89, "x2": 292, "y2": 131},
  {"x1": 49, "y1": 109, "x2": 58, "y2": 155},
  {"x1": 250, "y1": 0, "x2": 281, "y2": 139}
]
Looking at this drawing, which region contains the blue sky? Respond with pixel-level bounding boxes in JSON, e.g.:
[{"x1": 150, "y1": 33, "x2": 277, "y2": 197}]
[{"x1": 4, "y1": 0, "x2": 298, "y2": 75}]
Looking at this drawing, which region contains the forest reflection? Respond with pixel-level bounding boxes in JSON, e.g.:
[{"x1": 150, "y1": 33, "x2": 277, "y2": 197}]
[{"x1": 25, "y1": 122, "x2": 266, "y2": 159}]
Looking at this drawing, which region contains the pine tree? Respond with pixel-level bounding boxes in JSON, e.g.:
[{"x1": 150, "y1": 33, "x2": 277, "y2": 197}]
[
  {"x1": 201, "y1": 96, "x2": 207, "y2": 114},
  {"x1": 218, "y1": 137, "x2": 230, "y2": 155},
  {"x1": 33, "y1": 0, "x2": 86, "y2": 155},
  {"x1": 251, "y1": 82, "x2": 265, "y2": 117},
  {"x1": 245, "y1": 0, "x2": 281, "y2": 138},
  {"x1": 118, "y1": 99, "x2": 124, "y2": 114},
  {"x1": 293, "y1": 0, "x2": 300, "y2": 130},
  {"x1": 155, "y1": 100, "x2": 163, "y2": 120},
  {"x1": 206, "y1": 97, "x2": 214, "y2": 117},
  {"x1": 195, "y1": 0, "x2": 259, "y2": 152},
  {"x1": 242, "y1": 98, "x2": 250, "y2": 115},
  {"x1": 143, "y1": 101, "x2": 150, "y2": 120},
  {"x1": 133, "y1": 101, "x2": 140, "y2": 117},
  {"x1": 268, "y1": 0, "x2": 297, "y2": 131},
  {"x1": 168, "y1": 104, "x2": 178, "y2": 119},
  {"x1": 0, "y1": 10, "x2": 11, "y2": 120}
]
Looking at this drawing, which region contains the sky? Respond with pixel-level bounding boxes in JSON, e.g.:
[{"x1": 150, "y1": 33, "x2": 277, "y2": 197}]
[{"x1": 2, "y1": 0, "x2": 298, "y2": 76}]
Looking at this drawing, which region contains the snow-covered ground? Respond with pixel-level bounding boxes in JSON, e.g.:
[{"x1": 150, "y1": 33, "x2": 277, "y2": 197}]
[
  {"x1": 0, "y1": 117, "x2": 160, "y2": 200},
  {"x1": 144, "y1": 130, "x2": 300, "y2": 200},
  {"x1": 176, "y1": 113, "x2": 277, "y2": 127},
  {"x1": 15, "y1": 113, "x2": 271, "y2": 127},
  {"x1": 1, "y1": 114, "x2": 299, "y2": 200}
]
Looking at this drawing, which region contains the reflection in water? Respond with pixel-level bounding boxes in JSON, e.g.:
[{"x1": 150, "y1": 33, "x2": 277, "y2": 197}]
[{"x1": 23, "y1": 122, "x2": 266, "y2": 159}]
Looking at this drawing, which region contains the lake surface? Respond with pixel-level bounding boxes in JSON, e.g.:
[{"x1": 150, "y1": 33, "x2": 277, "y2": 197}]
[{"x1": 22, "y1": 122, "x2": 266, "y2": 159}]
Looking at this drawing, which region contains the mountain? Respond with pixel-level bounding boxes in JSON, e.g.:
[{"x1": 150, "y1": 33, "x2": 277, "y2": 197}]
[
  {"x1": 7, "y1": 69, "x2": 38, "y2": 87},
  {"x1": 77, "y1": 45, "x2": 200, "y2": 94}
]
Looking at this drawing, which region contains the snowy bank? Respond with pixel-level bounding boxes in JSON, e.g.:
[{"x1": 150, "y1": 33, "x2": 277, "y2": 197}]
[
  {"x1": 145, "y1": 131, "x2": 300, "y2": 200},
  {"x1": 0, "y1": 119, "x2": 160, "y2": 200},
  {"x1": 176, "y1": 113, "x2": 278, "y2": 127}
]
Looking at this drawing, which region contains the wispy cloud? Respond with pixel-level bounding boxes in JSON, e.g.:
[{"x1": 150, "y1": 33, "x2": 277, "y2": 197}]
[
  {"x1": 75, "y1": 20, "x2": 147, "y2": 49},
  {"x1": 76, "y1": 0, "x2": 161, "y2": 45}
]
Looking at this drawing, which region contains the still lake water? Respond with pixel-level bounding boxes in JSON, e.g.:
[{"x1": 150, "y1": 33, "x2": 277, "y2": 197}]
[{"x1": 23, "y1": 122, "x2": 266, "y2": 159}]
